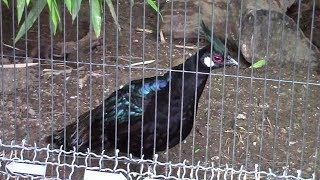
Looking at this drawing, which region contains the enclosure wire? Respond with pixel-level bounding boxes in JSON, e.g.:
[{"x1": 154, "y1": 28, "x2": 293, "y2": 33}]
[
  {"x1": 232, "y1": 0, "x2": 244, "y2": 169},
  {"x1": 75, "y1": 0, "x2": 81, "y2": 173},
  {"x1": 10, "y1": 0, "x2": 18, "y2": 144},
  {"x1": 127, "y1": 0, "x2": 133, "y2": 164},
  {"x1": 23, "y1": 0, "x2": 31, "y2": 144},
  {"x1": 315, "y1": 105, "x2": 320, "y2": 176},
  {"x1": 204, "y1": 1, "x2": 216, "y2": 176},
  {"x1": 245, "y1": 0, "x2": 257, "y2": 170},
  {"x1": 300, "y1": 0, "x2": 316, "y2": 172},
  {"x1": 258, "y1": 0, "x2": 272, "y2": 170},
  {"x1": 165, "y1": 0, "x2": 175, "y2": 176},
  {"x1": 0, "y1": 140, "x2": 314, "y2": 180},
  {"x1": 152, "y1": 0, "x2": 161, "y2": 162},
  {"x1": 49, "y1": 0, "x2": 56, "y2": 177},
  {"x1": 101, "y1": 0, "x2": 107, "y2": 161},
  {"x1": 190, "y1": 2, "x2": 202, "y2": 173},
  {"x1": 62, "y1": 2, "x2": 68, "y2": 179},
  {"x1": 272, "y1": 0, "x2": 288, "y2": 171},
  {"x1": 0, "y1": 0, "x2": 4, "y2": 141},
  {"x1": 115, "y1": 0, "x2": 120, "y2": 160},
  {"x1": 286, "y1": 0, "x2": 302, "y2": 171},
  {"x1": 178, "y1": 0, "x2": 188, "y2": 168},
  {"x1": 218, "y1": 0, "x2": 231, "y2": 168},
  {"x1": 3, "y1": 54, "x2": 319, "y2": 87},
  {"x1": 36, "y1": 0, "x2": 42, "y2": 153},
  {"x1": 140, "y1": 0, "x2": 147, "y2": 159}
]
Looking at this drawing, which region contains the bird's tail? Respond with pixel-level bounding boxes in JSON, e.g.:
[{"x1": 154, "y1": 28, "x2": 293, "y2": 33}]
[{"x1": 45, "y1": 111, "x2": 104, "y2": 152}]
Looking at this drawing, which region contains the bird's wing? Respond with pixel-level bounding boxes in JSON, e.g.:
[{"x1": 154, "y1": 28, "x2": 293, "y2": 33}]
[{"x1": 101, "y1": 75, "x2": 170, "y2": 126}]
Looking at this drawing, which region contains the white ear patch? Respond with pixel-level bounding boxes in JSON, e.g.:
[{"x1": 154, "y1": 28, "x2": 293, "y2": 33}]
[{"x1": 203, "y1": 56, "x2": 215, "y2": 67}]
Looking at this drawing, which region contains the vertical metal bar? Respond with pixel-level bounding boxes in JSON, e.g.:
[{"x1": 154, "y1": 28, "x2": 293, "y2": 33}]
[
  {"x1": 101, "y1": 0, "x2": 107, "y2": 154},
  {"x1": 315, "y1": 105, "x2": 320, "y2": 179},
  {"x1": 271, "y1": 1, "x2": 287, "y2": 171},
  {"x1": 140, "y1": 0, "x2": 147, "y2": 158},
  {"x1": 75, "y1": 0, "x2": 80, "y2": 153},
  {"x1": 218, "y1": 0, "x2": 231, "y2": 167},
  {"x1": 165, "y1": 0, "x2": 174, "y2": 173},
  {"x1": 178, "y1": 0, "x2": 187, "y2": 164},
  {"x1": 23, "y1": 0, "x2": 30, "y2": 142},
  {"x1": 191, "y1": 2, "x2": 201, "y2": 168},
  {"x1": 115, "y1": 0, "x2": 120, "y2": 157},
  {"x1": 62, "y1": 2, "x2": 67, "y2": 178},
  {"x1": 299, "y1": 0, "x2": 316, "y2": 171},
  {"x1": 286, "y1": 0, "x2": 302, "y2": 169},
  {"x1": 0, "y1": 0, "x2": 4, "y2": 141},
  {"x1": 245, "y1": 0, "x2": 257, "y2": 169},
  {"x1": 11, "y1": 0, "x2": 18, "y2": 142},
  {"x1": 258, "y1": 0, "x2": 272, "y2": 169},
  {"x1": 36, "y1": 0, "x2": 42, "y2": 145},
  {"x1": 153, "y1": 0, "x2": 161, "y2": 158},
  {"x1": 204, "y1": 0, "x2": 217, "y2": 173},
  {"x1": 232, "y1": 0, "x2": 244, "y2": 168},
  {"x1": 127, "y1": 0, "x2": 133, "y2": 159}
]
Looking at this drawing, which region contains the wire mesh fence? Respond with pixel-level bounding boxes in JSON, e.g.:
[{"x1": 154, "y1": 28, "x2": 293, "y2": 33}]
[{"x1": 0, "y1": 0, "x2": 320, "y2": 179}]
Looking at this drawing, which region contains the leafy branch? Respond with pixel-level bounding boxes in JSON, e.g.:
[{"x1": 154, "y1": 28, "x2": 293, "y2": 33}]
[{"x1": 1, "y1": 0, "x2": 161, "y2": 43}]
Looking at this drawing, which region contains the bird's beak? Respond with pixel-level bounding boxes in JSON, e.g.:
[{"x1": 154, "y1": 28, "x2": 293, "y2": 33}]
[{"x1": 225, "y1": 56, "x2": 239, "y2": 66}]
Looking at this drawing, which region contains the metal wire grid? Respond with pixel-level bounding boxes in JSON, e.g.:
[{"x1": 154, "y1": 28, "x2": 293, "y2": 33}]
[
  {"x1": 0, "y1": 0, "x2": 319, "y2": 179},
  {"x1": 0, "y1": 140, "x2": 315, "y2": 179}
]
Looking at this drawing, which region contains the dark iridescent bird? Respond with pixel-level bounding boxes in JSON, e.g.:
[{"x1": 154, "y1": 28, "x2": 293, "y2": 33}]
[{"x1": 46, "y1": 21, "x2": 238, "y2": 159}]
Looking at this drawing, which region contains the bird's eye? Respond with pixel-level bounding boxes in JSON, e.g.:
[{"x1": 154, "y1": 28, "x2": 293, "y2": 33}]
[{"x1": 213, "y1": 56, "x2": 223, "y2": 63}]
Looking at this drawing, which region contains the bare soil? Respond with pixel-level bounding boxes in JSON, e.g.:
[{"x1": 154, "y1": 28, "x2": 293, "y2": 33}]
[{"x1": 0, "y1": 1, "x2": 319, "y2": 179}]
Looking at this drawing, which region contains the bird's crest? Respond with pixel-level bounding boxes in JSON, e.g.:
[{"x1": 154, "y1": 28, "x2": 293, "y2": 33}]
[{"x1": 201, "y1": 20, "x2": 227, "y2": 55}]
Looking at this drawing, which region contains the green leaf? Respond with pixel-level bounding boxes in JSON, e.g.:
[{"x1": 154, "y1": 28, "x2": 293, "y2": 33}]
[
  {"x1": 47, "y1": 0, "x2": 61, "y2": 35},
  {"x1": 17, "y1": 0, "x2": 31, "y2": 24},
  {"x1": 15, "y1": 0, "x2": 47, "y2": 43},
  {"x1": 2, "y1": 0, "x2": 9, "y2": 8},
  {"x1": 65, "y1": 0, "x2": 82, "y2": 21},
  {"x1": 65, "y1": 0, "x2": 72, "y2": 13},
  {"x1": 91, "y1": 0, "x2": 102, "y2": 37},
  {"x1": 147, "y1": 0, "x2": 163, "y2": 21},
  {"x1": 250, "y1": 59, "x2": 267, "y2": 69},
  {"x1": 71, "y1": 0, "x2": 82, "y2": 20},
  {"x1": 105, "y1": 0, "x2": 120, "y2": 31}
]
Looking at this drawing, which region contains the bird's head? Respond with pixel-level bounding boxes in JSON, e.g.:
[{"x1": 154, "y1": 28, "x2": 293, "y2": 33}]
[
  {"x1": 198, "y1": 20, "x2": 238, "y2": 69},
  {"x1": 199, "y1": 47, "x2": 238, "y2": 69}
]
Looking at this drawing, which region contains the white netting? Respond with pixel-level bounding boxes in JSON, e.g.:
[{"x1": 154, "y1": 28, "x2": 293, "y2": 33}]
[{"x1": 0, "y1": 140, "x2": 315, "y2": 179}]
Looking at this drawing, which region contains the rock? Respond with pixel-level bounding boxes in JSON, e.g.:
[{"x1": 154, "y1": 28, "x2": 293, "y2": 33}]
[
  {"x1": 241, "y1": 10, "x2": 320, "y2": 69},
  {"x1": 243, "y1": 0, "x2": 296, "y2": 13},
  {"x1": 161, "y1": 0, "x2": 201, "y2": 40},
  {"x1": 0, "y1": 67, "x2": 36, "y2": 94},
  {"x1": 287, "y1": 1, "x2": 320, "y2": 48}
]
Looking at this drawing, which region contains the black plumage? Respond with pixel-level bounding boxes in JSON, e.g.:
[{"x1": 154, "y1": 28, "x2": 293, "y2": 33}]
[{"x1": 46, "y1": 25, "x2": 238, "y2": 159}]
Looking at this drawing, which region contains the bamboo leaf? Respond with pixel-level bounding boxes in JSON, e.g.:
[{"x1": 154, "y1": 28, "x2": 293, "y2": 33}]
[
  {"x1": 2, "y1": 0, "x2": 9, "y2": 8},
  {"x1": 17, "y1": 0, "x2": 31, "y2": 24},
  {"x1": 105, "y1": 0, "x2": 120, "y2": 31},
  {"x1": 91, "y1": 0, "x2": 102, "y2": 37},
  {"x1": 15, "y1": 0, "x2": 47, "y2": 43},
  {"x1": 47, "y1": 0, "x2": 61, "y2": 35},
  {"x1": 71, "y1": 0, "x2": 82, "y2": 20},
  {"x1": 147, "y1": 0, "x2": 163, "y2": 21},
  {"x1": 65, "y1": 0, "x2": 72, "y2": 13}
]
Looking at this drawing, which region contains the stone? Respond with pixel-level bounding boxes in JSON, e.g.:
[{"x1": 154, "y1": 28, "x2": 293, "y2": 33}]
[
  {"x1": 240, "y1": 10, "x2": 320, "y2": 69},
  {"x1": 0, "y1": 67, "x2": 36, "y2": 94}
]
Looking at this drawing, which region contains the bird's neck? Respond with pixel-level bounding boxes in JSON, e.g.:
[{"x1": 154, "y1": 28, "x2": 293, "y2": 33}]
[{"x1": 168, "y1": 55, "x2": 210, "y2": 104}]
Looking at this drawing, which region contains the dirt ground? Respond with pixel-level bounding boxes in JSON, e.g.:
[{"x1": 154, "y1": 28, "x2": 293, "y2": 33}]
[{"x1": 1, "y1": 1, "x2": 320, "y2": 179}]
